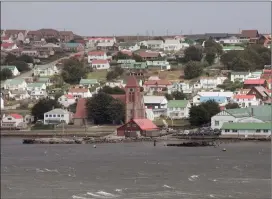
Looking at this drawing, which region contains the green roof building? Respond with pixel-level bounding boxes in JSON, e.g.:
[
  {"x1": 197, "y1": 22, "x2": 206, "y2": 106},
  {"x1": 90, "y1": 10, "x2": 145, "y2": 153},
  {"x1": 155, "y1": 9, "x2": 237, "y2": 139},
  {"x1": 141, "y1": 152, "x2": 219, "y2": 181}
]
[
  {"x1": 79, "y1": 78, "x2": 98, "y2": 88},
  {"x1": 167, "y1": 100, "x2": 191, "y2": 119}
]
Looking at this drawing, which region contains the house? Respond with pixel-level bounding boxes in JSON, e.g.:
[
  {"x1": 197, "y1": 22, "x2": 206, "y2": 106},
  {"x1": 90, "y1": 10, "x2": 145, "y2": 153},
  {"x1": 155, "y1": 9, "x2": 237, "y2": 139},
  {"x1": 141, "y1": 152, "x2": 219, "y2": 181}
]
[
  {"x1": 1, "y1": 113, "x2": 24, "y2": 129},
  {"x1": 88, "y1": 51, "x2": 107, "y2": 63},
  {"x1": 37, "y1": 77, "x2": 52, "y2": 86},
  {"x1": 73, "y1": 98, "x2": 88, "y2": 126},
  {"x1": 62, "y1": 43, "x2": 84, "y2": 52},
  {"x1": 232, "y1": 95, "x2": 260, "y2": 108},
  {"x1": 91, "y1": 59, "x2": 110, "y2": 70},
  {"x1": 118, "y1": 42, "x2": 140, "y2": 51},
  {"x1": 243, "y1": 79, "x2": 267, "y2": 89},
  {"x1": 2, "y1": 78, "x2": 27, "y2": 90},
  {"x1": 1, "y1": 42, "x2": 18, "y2": 51},
  {"x1": 9, "y1": 90, "x2": 30, "y2": 100},
  {"x1": 240, "y1": 29, "x2": 259, "y2": 44},
  {"x1": 58, "y1": 94, "x2": 76, "y2": 108},
  {"x1": 146, "y1": 40, "x2": 164, "y2": 50},
  {"x1": 21, "y1": 50, "x2": 39, "y2": 57},
  {"x1": 262, "y1": 70, "x2": 272, "y2": 79},
  {"x1": 59, "y1": 31, "x2": 74, "y2": 42},
  {"x1": 96, "y1": 42, "x2": 118, "y2": 51},
  {"x1": 143, "y1": 80, "x2": 172, "y2": 93},
  {"x1": 121, "y1": 62, "x2": 147, "y2": 70},
  {"x1": 4, "y1": 29, "x2": 27, "y2": 41},
  {"x1": 211, "y1": 105, "x2": 271, "y2": 129},
  {"x1": 68, "y1": 88, "x2": 92, "y2": 99},
  {"x1": 218, "y1": 36, "x2": 242, "y2": 45},
  {"x1": 167, "y1": 100, "x2": 191, "y2": 119},
  {"x1": 1, "y1": 36, "x2": 13, "y2": 43},
  {"x1": 221, "y1": 122, "x2": 271, "y2": 137},
  {"x1": 116, "y1": 119, "x2": 159, "y2": 137},
  {"x1": 79, "y1": 79, "x2": 99, "y2": 88},
  {"x1": 25, "y1": 30, "x2": 43, "y2": 41},
  {"x1": 230, "y1": 71, "x2": 251, "y2": 82},
  {"x1": 38, "y1": 28, "x2": 59, "y2": 39},
  {"x1": 1, "y1": 65, "x2": 20, "y2": 76},
  {"x1": 247, "y1": 86, "x2": 270, "y2": 101},
  {"x1": 87, "y1": 37, "x2": 116, "y2": 47},
  {"x1": 143, "y1": 96, "x2": 167, "y2": 118},
  {"x1": 171, "y1": 82, "x2": 193, "y2": 94},
  {"x1": 146, "y1": 60, "x2": 171, "y2": 70},
  {"x1": 27, "y1": 82, "x2": 46, "y2": 91},
  {"x1": 30, "y1": 90, "x2": 48, "y2": 100},
  {"x1": 137, "y1": 51, "x2": 161, "y2": 61},
  {"x1": 33, "y1": 64, "x2": 59, "y2": 77},
  {"x1": 200, "y1": 96, "x2": 228, "y2": 106},
  {"x1": 117, "y1": 59, "x2": 136, "y2": 65},
  {"x1": 199, "y1": 77, "x2": 227, "y2": 89},
  {"x1": 163, "y1": 39, "x2": 183, "y2": 51},
  {"x1": 193, "y1": 91, "x2": 233, "y2": 106},
  {"x1": 44, "y1": 109, "x2": 72, "y2": 125}
]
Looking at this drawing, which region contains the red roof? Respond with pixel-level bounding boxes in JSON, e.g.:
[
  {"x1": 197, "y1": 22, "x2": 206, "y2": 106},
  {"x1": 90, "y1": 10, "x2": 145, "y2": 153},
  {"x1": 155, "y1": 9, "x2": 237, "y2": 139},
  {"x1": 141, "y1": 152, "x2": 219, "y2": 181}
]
[
  {"x1": 233, "y1": 95, "x2": 255, "y2": 99},
  {"x1": 263, "y1": 70, "x2": 272, "y2": 74},
  {"x1": 133, "y1": 119, "x2": 158, "y2": 131},
  {"x1": 244, "y1": 79, "x2": 266, "y2": 85},
  {"x1": 65, "y1": 94, "x2": 75, "y2": 99},
  {"x1": 92, "y1": 59, "x2": 108, "y2": 64},
  {"x1": 241, "y1": 30, "x2": 259, "y2": 38},
  {"x1": 144, "y1": 80, "x2": 172, "y2": 86},
  {"x1": 138, "y1": 51, "x2": 160, "y2": 58},
  {"x1": 88, "y1": 51, "x2": 106, "y2": 56},
  {"x1": 121, "y1": 50, "x2": 133, "y2": 56},
  {"x1": 1, "y1": 36, "x2": 9, "y2": 40},
  {"x1": 1, "y1": 42, "x2": 15, "y2": 48},
  {"x1": 111, "y1": 94, "x2": 126, "y2": 103},
  {"x1": 9, "y1": 113, "x2": 23, "y2": 119},
  {"x1": 125, "y1": 76, "x2": 139, "y2": 88},
  {"x1": 74, "y1": 98, "x2": 87, "y2": 119}
]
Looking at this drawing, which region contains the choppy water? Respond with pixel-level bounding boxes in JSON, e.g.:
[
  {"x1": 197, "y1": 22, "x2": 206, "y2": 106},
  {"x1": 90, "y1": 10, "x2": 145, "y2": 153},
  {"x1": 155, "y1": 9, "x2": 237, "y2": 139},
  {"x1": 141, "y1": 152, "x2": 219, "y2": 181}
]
[{"x1": 1, "y1": 138, "x2": 271, "y2": 199}]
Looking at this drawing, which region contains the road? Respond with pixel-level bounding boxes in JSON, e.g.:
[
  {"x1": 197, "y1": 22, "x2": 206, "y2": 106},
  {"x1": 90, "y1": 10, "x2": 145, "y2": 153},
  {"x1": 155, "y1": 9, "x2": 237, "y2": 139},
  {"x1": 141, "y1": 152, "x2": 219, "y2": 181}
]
[{"x1": 13, "y1": 51, "x2": 86, "y2": 80}]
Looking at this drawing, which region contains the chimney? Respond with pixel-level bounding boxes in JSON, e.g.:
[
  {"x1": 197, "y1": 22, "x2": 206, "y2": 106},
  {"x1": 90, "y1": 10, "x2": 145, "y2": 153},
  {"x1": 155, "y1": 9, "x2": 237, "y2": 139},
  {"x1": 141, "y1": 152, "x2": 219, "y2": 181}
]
[{"x1": 251, "y1": 107, "x2": 254, "y2": 116}]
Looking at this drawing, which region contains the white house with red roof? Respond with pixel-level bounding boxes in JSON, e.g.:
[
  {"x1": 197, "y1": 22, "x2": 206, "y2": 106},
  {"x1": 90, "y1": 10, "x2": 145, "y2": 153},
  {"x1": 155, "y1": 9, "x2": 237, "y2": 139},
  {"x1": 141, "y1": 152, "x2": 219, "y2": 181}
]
[
  {"x1": 1, "y1": 36, "x2": 13, "y2": 43},
  {"x1": 68, "y1": 88, "x2": 92, "y2": 99},
  {"x1": 1, "y1": 42, "x2": 18, "y2": 51},
  {"x1": 143, "y1": 79, "x2": 172, "y2": 94},
  {"x1": 58, "y1": 94, "x2": 76, "y2": 108},
  {"x1": 1, "y1": 113, "x2": 24, "y2": 129},
  {"x1": 243, "y1": 79, "x2": 267, "y2": 89},
  {"x1": 88, "y1": 51, "x2": 107, "y2": 63},
  {"x1": 232, "y1": 94, "x2": 260, "y2": 108},
  {"x1": 91, "y1": 59, "x2": 110, "y2": 70}
]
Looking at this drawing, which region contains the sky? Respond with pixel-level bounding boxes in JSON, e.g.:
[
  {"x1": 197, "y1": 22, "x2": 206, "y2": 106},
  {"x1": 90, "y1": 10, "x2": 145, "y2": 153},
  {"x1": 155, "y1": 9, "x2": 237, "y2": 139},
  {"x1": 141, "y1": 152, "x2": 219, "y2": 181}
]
[{"x1": 1, "y1": 1, "x2": 271, "y2": 36}]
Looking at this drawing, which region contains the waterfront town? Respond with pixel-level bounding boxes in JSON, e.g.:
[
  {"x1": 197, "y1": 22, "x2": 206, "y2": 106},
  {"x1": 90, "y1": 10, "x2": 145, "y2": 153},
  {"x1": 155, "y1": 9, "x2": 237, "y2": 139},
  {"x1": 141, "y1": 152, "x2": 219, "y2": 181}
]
[{"x1": 0, "y1": 29, "x2": 271, "y2": 139}]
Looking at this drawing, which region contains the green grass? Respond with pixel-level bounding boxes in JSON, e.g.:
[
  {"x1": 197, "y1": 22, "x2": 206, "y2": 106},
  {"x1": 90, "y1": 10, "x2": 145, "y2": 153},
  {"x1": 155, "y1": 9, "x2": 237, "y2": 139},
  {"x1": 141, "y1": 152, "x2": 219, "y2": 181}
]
[{"x1": 87, "y1": 70, "x2": 107, "y2": 80}]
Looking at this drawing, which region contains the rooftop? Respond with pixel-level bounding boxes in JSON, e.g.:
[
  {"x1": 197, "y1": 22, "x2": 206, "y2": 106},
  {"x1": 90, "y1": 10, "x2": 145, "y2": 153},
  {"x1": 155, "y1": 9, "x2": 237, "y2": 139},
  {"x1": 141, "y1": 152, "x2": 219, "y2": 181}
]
[
  {"x1": 168, "y1": 100, "x2": 188, "y2": 108},
  {"x1": 221, "y1": 122, "x2": 271, "y2": 130}
]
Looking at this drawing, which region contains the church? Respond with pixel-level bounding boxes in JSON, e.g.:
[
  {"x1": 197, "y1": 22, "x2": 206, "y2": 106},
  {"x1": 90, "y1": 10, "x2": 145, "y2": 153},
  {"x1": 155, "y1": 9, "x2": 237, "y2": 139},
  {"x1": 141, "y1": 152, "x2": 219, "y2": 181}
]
[{"x1": 74, "y1": 76, "x2": 159, "y2": 137}]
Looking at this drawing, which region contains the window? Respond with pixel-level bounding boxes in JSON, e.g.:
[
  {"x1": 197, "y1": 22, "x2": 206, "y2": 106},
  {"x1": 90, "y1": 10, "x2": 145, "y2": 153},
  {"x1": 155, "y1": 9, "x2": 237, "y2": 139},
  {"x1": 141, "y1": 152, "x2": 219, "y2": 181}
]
[
  {"x1": 232, "y1": 130, "x2": 238, "y2": 132},
  {"x1": 53, "y1": 115, "x2": 56, "y2": 117},
  {"x1": 61, "y1": 115, "x2": 64, "y2": 117},
  {"x1": 57, "y1": 114, "x2": 60, "y2": 117},
  {"x1": 49, "y1": 115, "x2": 52, "y2": 117},
  {"x1": 7, "y1": 118, "x2": 12, "y2": 120},
  {"x1": 45, "y1": 115, "x2": 48, "y2": 117},
  {"x1": 256, "y1": 129, "x2": 261, "y2": 133},
  {"x1": 214, "y1": 121, "x2": 219, "y2": 126},
  {"x1": 264, "y1": 130, "x2": 268, "y2": 133},
  {"x1": 225, "y1": 129, "x2": 230, "y2": 132},
  {"x1": 248, "y1": 103, "x2": 251, "y2": 106}
]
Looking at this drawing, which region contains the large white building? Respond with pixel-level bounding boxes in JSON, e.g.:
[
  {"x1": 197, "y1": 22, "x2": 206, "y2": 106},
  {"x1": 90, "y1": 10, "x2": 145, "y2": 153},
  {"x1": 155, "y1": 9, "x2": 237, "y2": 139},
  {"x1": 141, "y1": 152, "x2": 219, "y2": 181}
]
[
  {"x1": 44, "y1": 109, "x2": 72, "y2": 125},
  {"x1": 193, "y1": 91, "x2": 233, "y2": 106}
]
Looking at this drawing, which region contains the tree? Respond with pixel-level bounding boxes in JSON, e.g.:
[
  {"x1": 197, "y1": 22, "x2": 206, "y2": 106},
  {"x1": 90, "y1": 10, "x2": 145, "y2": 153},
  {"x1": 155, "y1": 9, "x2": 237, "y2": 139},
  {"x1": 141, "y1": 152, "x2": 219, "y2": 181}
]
[
  {"x1": 99, "y1": 86, "x2": 125, "y2": 94},
  {"x1": 4, "y1": 53, "x2": 16, "y2": 64},
  {"x1": 0, "y1": 68, "x2": 13, "y2": 80},
  {"x1": 31, "y1": 98, "x2": 61, "y2": 121},
  {"x1": 184, "y1": 46, "x2": 203, "y2": 62},
  {"x1": 204, "y1": 38, "x2": 223, "y2": 55},
  {"x1": 171, "y1": 91, "x2": 187, "y2": 100},
  {"x1": 45, "y1": 37, "x2": 59, "y2": 43},
  {"x1": 201, "y1": 100, "x2": 220, "y2": 118},
  {"x1": 86, "y1": 92, "x2": 125, "y2": 124},
  {"x1": 50, "y1": 75, "x2": 64, "y2": 87},
  {"x1": 132, "y1": 53, "x2": 144, "y2": 62},
  {"x1": 108, "y1": 99, "x2": 125, "y2": 124},
  {"x1": 189, "y1": 105, "x2": 210, "y2": 126},
  {"x1": 106, "y1": 71, "x2": 119, "y2": 81},
  {"x1": 165, "y1": 93, "x2": 173, "y2": 100},
  {"x1": 17, "y1": 55, "x2": 34, "y2": 63},
  {"x1": 184, "y1": 61, "x2": 204, "y2": 79},
  {"x1": 220, "y1": 50, "x2": 240, "y2": 70},
  {"x1": 225, "y1": 103, "x2": 240, "y2": 109},
  {"x1": 61, "y1": 58, "x2": 88, "y2": 84},
  {"x1": 205, "y1": 48, "x2": 216, "y2": 65},
  {"x1": 10, "y1": 60, "x2": 30, "y2": 72}
]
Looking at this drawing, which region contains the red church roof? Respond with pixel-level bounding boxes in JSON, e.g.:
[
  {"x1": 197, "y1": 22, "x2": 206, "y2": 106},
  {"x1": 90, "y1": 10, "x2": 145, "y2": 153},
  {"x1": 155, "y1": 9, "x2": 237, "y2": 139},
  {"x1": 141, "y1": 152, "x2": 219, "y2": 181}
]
[
  {"x1": 133, "y1": 119, "x2": 158, "y2": 131},
  {"x1": 244, "y1": 79, "x2": 266, "y2": 85},
  {"x1": 74, "y1": 98, "x2": 87, "y2": 119},
  {"x1": 125, "y1": 76, "x2": 139, "y2": 88},
  {"x1": 111, "y1": 94, "x2": 126, "y2": 103}
]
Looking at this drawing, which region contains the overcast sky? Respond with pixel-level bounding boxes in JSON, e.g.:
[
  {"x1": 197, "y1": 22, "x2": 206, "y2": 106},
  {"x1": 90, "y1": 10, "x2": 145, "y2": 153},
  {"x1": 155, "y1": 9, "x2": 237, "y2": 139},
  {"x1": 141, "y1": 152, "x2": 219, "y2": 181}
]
[{"x1": 1, "y1": 1, "x2": 271, "y2": 36}]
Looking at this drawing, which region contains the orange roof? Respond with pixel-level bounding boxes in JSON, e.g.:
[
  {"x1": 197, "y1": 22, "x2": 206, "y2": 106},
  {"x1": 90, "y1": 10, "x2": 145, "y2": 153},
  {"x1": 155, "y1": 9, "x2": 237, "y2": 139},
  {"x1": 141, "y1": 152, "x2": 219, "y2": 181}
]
[
  {"x1": 144, "y1": 80, "x2": 172, "y2": 86},
  {"x1": 68, "y1": 88, "x2": 89, "y2": 93},
  {"x1": 138, "y1": 51, "x2": 160, "y2": 58},
  {"x1": 92, "y1": 59, "x2": 108, "y2": 64},
  {"x1": 133, "y1": 119, "x2": 158, "y2": 130},
  {"x1": 74, "y1": 98, "x2": 87, "y2": 119},
  {"x1": 233, "y1": 95, "x2": 255, "y2": 99}
]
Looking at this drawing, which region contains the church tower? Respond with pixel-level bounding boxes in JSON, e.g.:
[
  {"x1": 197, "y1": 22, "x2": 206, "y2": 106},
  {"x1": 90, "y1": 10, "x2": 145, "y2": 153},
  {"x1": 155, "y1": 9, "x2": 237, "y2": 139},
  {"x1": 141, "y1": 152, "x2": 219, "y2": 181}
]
[{"x1": 125, "y1": 76, "x2": 145, "y2": 123}]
